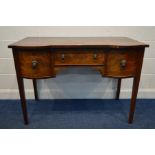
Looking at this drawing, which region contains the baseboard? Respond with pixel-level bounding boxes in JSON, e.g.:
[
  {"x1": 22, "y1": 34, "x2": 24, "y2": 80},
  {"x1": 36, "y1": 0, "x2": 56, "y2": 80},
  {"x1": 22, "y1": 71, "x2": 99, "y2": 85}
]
[{"x1": 0, "y1": 89, "x2": 155, "y2": 99}]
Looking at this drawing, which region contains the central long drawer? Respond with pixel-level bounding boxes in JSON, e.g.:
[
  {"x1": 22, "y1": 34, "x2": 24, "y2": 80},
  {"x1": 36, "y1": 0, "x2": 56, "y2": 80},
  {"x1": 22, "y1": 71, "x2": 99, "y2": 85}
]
[{"x1": 54, "y1": 49, "x2": 105, "y2": 66}]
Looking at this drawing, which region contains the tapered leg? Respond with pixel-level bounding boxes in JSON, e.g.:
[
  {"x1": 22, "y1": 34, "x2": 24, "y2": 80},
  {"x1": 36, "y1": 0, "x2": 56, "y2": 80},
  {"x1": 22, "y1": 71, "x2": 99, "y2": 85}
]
[
  {"x1": 33, "y1": 79, "x2": 39, "y2": 101},
  {"x1": 115, "y1": 78, "x2": 121, "y2": 100},
  {"x1": 16, "y1": 76, "x2": 29, "y2": 125},
  {"x1": 128, "y1": 76, "x2": 141, "y2": 124}
]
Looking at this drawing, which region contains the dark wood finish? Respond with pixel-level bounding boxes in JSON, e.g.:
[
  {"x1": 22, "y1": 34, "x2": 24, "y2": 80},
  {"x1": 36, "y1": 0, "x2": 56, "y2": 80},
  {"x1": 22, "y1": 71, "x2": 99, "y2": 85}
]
[
  {"x1": 13, "y1": 50, "x2": 28, "y2": 125},
  {"x1": 33, "y1": 79, "x2": 38, "y2": 101},
  {"x1": 17, "y1": 50, "x2": 55, "y2": 79},
  {"x1": 17, "y1": 77, "x2": 28, "y2": 124},
  {"x1": 116, "y1": 78, "x2": 121, "y2": 100},
  {"x1": 105, "y1": 49, "x2": 140, "y2": 78},
  {"x1": 9, "y1": 37, "x2": 149, "y2": 124},
  {"x1": 54, "y1": 49, "x2": 105, "y2": 66},
  {"x1": 128, "y1": 49, "x2": 145, "y2": 123},
  {"x1": 8, "y1": 37, "x2": 149, "y2": 49}
]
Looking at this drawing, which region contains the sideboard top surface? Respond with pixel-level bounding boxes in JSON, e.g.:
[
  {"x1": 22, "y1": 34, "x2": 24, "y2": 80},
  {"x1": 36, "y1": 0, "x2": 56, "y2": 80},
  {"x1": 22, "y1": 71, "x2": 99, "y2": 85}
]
[{"x1": 8, "y1": 37, "x2": 149, "y2": 49}]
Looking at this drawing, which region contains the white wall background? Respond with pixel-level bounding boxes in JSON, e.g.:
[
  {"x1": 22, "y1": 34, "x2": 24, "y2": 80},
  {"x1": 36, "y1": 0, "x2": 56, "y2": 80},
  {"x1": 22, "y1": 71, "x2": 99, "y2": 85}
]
[{"x1": 0, "y1": 26, "x2": 155, "y2": 99}]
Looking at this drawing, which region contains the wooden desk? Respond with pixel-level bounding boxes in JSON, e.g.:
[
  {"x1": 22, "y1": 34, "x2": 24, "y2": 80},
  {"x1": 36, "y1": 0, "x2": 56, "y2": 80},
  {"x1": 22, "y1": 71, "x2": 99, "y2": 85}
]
[{"x1": 8, "y1": 37, "x2": 149, "y2": 125}]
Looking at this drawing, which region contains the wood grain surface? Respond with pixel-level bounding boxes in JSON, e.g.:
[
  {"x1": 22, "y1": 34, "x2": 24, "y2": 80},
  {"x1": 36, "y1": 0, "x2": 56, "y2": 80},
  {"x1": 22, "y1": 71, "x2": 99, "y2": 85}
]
[
  {"x1": 17, "y1": 50, "x2": 54, "y2": 78},
  {"x1": 8, "y1": 37, "x2": 149, "y2": 49}
]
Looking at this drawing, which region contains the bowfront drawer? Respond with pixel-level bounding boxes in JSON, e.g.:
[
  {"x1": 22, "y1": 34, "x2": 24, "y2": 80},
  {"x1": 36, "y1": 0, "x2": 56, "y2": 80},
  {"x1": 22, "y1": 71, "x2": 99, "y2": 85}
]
[
  {"x1": 17, "y1": 50, "x2": 54, "y2": 78},
  {"x1": 105, "y1": 50, "x2": 139, "y2": 77},
  {"x1": 54, "y1": 49, "x2": 105, "y2": 66}
]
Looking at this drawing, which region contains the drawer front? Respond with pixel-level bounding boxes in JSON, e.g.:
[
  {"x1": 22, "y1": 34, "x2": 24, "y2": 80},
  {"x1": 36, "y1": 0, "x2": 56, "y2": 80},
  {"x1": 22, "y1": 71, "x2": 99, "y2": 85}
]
[
  {"x1": 105, "y1": 50, "x2": 139, "y2": 77},
  {"x1": 17, "y1": 51, "x2": 53, "y2": 78},
  {"x1": 54, "y1": 49, "x2": 105, "y2": 66}
]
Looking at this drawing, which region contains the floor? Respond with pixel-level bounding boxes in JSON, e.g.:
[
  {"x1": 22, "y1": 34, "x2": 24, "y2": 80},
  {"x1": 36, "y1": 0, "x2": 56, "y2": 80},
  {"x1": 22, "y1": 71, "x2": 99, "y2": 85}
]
[{"x1": 0, "y1": 99, "x2": 155, "y2": 129}]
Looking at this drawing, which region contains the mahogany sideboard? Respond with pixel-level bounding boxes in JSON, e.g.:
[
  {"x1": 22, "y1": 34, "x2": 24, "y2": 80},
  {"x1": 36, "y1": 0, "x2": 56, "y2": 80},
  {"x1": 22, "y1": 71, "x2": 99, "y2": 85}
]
[{"x1": 8, "y1": 37, "x2": 149, "y2": 125}]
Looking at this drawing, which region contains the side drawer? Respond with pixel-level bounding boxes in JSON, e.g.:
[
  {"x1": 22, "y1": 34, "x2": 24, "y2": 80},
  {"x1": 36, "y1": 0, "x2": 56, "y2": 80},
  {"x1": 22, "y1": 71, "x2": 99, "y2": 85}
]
[
  {"x1": 16, "y1": 50, "x2": 54, "y2": 78},
  {"x1": 105, "y1": 50, "x2": 140, "y2": 77}
]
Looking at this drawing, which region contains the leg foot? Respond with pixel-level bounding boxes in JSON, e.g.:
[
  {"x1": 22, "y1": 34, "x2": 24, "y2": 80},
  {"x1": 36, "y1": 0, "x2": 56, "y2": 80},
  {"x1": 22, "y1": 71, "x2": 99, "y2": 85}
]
[
  {"x1": 17, "y1": 77, "x2": 29, "y2": 125},
  {"x1": 128, "y1": 77, "x2": 140, "y2": 124}
]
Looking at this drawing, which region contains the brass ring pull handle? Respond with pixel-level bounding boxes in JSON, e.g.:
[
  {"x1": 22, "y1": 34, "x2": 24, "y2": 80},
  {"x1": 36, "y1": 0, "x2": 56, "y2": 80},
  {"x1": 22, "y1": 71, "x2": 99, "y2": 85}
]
[
  {"x1": 32, "y1": 60, "x2": 38, "y2": 69},
  {"x1": 61, "y1": 54, "x2": 65, "y2": 61},
  {"x1": 120, "y1": 59, "x2": 127, "y2": 69},
  {"x1": 93, "y1": 53, "x2": 97, "y2": 60}
]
